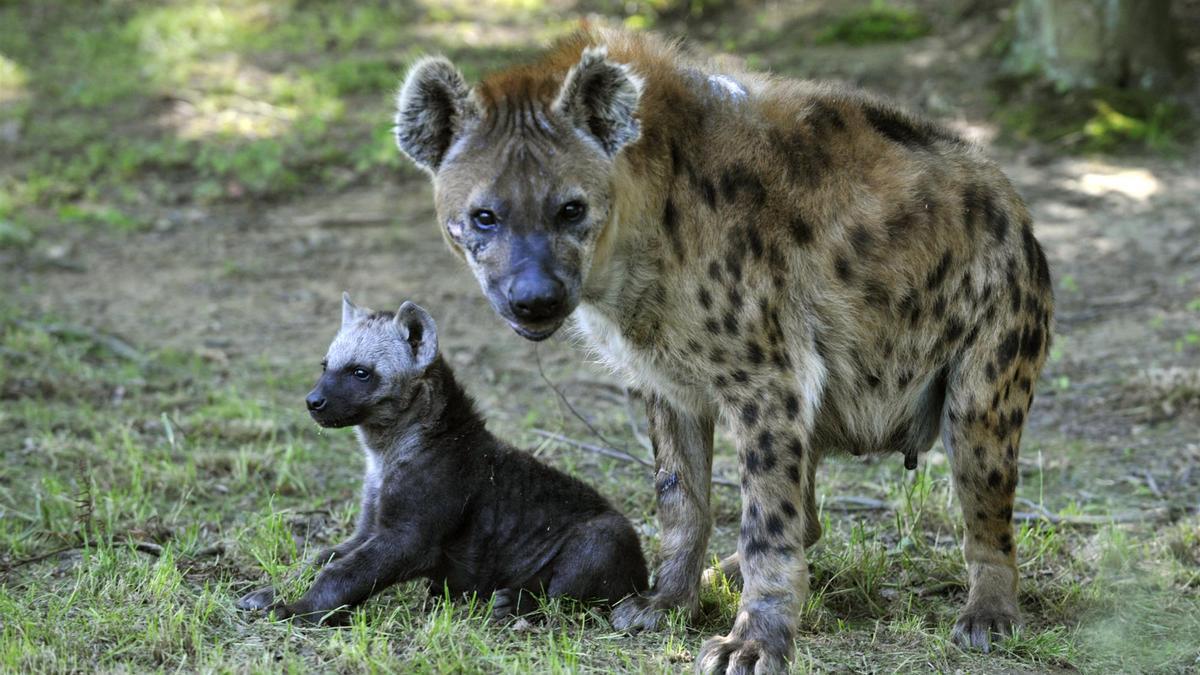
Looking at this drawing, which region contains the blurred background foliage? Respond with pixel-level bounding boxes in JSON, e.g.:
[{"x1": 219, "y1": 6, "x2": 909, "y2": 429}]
[{"x1": 0, "y1": 0, "x2": 1195, "y2": 249}]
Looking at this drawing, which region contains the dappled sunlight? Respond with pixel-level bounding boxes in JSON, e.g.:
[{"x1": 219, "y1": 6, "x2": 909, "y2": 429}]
[
  {"x1": 153, "y1": 56, "x2": 341, "y2": 141},
  {"x1": 0, "y1": 53, "x2": 27, "y2": 105},
  {"x1": 1074, "y1": 166, "x2": 1162, "y2": 202}
]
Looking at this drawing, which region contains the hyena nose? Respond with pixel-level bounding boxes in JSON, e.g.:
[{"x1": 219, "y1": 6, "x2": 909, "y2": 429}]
[
  {"x1": 508, "y1": 273, "x2": 566, "y2": 322},
  {"x1": 306, "y1": 394, "x2": 326, "y2": 412}
]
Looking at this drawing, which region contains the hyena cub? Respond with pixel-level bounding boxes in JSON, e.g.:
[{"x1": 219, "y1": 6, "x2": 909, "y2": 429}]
[{"x1": 237, "y1": 294, "x2": 648, "y2": 622}]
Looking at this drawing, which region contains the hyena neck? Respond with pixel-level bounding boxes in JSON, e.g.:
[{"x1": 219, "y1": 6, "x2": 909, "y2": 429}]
[
  {"x1": 355, "y1": 356, "x2": 489, "y2": 460},
  {"x1": 582, "y1": 153, "x2": 674, "y2": 317}
]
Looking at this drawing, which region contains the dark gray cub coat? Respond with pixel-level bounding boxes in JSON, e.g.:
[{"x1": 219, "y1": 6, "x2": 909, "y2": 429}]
[{"x1": 237, "y1": 295, "x2": 648, "y2": 622}]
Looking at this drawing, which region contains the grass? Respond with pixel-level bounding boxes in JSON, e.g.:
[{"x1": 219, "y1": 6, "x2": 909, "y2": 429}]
[
  {"x1": 3, "y1": 303, "x2": 1199, "y2": 672},
  {"x1": 815, "y1": 1, "x2": 929, "y2": 47}
]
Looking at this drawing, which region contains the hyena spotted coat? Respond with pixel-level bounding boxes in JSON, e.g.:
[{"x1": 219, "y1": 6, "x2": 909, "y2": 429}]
[{"x1": 393, "y1": 27, "x2": 1053, "y2": 673}]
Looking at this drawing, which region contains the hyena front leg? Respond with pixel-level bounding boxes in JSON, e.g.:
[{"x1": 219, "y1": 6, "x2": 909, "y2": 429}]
[
  {"x1": 698, "y1": 387, "x2": 815, "y2": 674},
  {"x1": 238, "y1": 487, "x2": 380, "y2": 611},
  {"x1": 612, "y1": 394, "x2": 715, "y2": 631},
  {"x1": 944, "y1": 330, "x2": 1046, "y2": 650},
  {"x1": 702, "y1": 457, "x2": 823, "y2": 589}
]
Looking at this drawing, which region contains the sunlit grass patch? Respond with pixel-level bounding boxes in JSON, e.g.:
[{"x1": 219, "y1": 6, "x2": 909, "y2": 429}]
[{"x1": 816, "y1": 1, "x2": 930, "y2": 46}]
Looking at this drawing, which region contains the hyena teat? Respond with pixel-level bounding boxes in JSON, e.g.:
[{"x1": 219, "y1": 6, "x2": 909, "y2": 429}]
[{"x1": 236, "y1": 294, "x2": 648, "y2": 624}]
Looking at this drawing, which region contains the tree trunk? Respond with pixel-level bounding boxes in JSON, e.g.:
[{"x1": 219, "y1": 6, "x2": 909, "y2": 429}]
[{"x1": 1007, "y1": 0, "x2": 1185, "y2": 90}]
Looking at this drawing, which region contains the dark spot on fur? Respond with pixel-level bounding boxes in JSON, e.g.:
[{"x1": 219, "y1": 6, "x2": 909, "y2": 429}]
[
  {"x1": 932, "y1": 295, "x2": 947, "y2": 320},
  {"x1": 723, "y1": 311, "x2": 738, "y2": 334},
  {"x1": 714, "y1": 374, "x2": 728, "y2": 388},
  {"x1": 728, "y1": 287, "x2": 744, "y2": 310},
  {"x1": 851, "y1": 225, "x2": 874, "y2": 256},
  {"x1": 987, "y1": 469, "x2": 1002, "y2": 489},
  {"x1": 732, "y1": 369, "x2": 749, "y2": 384},
  {"x1": 788, "y1": 437, "x2": 805, "y2": 459},
  {"x1": 899, "y1": 290, "x2": 920, "y2": 325},
  {"x1": 744, "y1": 537, "x2": 771, "y2": 557},
  {"x1": 704, "y1": 318, "x2": 720, "y2": 334},
  {"x1": 747, "y1": 225, "x2": 765, "y2": 259},
  {"x1": 699, "y1": 177, "x2": 718, "y2": 210},
  {"x1": 747, "y1": 341, "x2": 764, "y2": 365},
  {"x1": 789, "y1": 214, "x2": 814, "y2": 247},
  {"x1": 925, "y1": 250, "x2": 953, "y2": 291},
  {"x1": 787, "y1": 464, "x2": 801, "y2": 483},
  {"x1": 741, "y1": 402, "x2": 759, "y2": 426},
  {"x1": 784, "y1": 394, "x2": 799, "y2": 420},
  {"x1": 710, "y1": 347, "x2": 727, "y2": 364},
  {"x1": 897, "y1": 371, "x2": 912, "y2": 388},
  {"x1": 724, "y1": 256, "x2": 742, "y2": 282},
  {"x1": 809, "y1": 100, "x2": 846, "y2": 132},
  {"x1": 864, "y1": 281, "x2": 890, "y2": 308},
  {"x1": 698, "y1": 287, "x2": 713, "y2": 310},
  {"x1": 780, "y1": 501, "x2": 798, "y2": 518},
  {"x1": 943, "y1": 317, "x2": 965, "y2": 344},
  {"x1": 835, "y1": 254, "x2": 853, "y2": 282},
  {"x1": 865, "y1": 373, "x2": 882, "y2": 389},
  {"x1": 745, "y1": 450, "x2": 761, "y2": 473},
  {"x1": 707, "y1": 260, "x2": 722, "y2": 282},
  {"x1": 862, "y1": 102, "x2": 955, "y2": 149},
  {"x1": 719, "y1": 164, "x2": 766, "y2": 204},
  {"x1": 662, "y1": 198, "x2": 683, "y2": 257},
  {"x1": 996, "y1": 329, "x2": 1020, "y2": 371},
  {"x1": 765, "y1": 514, "x2": 784, "y2": 537}
]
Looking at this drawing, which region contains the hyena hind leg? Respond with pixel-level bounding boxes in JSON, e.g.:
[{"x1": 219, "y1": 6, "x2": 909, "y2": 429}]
[{"x1": 944, "y1": 338, "x2": 1045, "y2": 651}]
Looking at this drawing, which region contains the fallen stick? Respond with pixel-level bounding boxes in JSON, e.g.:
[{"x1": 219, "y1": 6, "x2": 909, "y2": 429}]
[{"x1": 532, "y1": 429, "x2": 740, "y2": 488}]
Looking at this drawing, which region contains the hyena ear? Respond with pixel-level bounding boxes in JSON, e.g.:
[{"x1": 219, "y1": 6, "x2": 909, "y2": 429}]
[
  {"x1": 553, "y1": 46, "x2": 643, "y2": 158},
  {"x1": 342, "y1": 292, "x2": 366, "y2": 328},
  {"x1": 394, "y1": 56, "x2": 477, "y2": 174},
  {"x1": 393, "y1": 301, "x2": 439, "y2": 371}
]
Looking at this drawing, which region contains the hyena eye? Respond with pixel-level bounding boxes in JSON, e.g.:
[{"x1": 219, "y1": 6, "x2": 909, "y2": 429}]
[
  {"x1": 352, "y1": 368, "x2": 371, "y2": 381},
  {"x1": 558, "y1": 201, "x2": 587, "y2": 223},
  {"x1": 471, "y1": 209, "x2": 498, "y2": 231}
]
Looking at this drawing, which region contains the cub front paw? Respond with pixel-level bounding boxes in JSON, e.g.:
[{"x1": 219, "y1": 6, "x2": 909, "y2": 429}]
[{"x1": 235, "y1": 586, "x2": 277, "y2": 611}]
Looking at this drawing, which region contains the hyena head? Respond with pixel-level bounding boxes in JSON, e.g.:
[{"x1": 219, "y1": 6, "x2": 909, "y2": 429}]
[
  {"x1": 306, "y1": 293, "x2": 439, "y2": 429},
  {"x1": 393, "y1": 44, "x2": 643, "y2": 341}
]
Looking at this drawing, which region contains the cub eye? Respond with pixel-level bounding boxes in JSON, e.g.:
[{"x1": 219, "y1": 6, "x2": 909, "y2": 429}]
[
  {"x1": 471, "y1": 209, "x2": 498, "y2": 231},
  {"x1": 352, "y1": 368, "x2": 371, "y2": 381},
  {"x1": 559, "y1": 201, "x2": 587, "y2": 223}
]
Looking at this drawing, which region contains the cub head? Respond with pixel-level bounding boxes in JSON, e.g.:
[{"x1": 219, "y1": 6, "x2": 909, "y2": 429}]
[
  {"x1": 306, "y1": 293, "x2": 439, "y2": 428},
  {"x1": 394, "y1": 44, "x2": 643, "y2": 341}
]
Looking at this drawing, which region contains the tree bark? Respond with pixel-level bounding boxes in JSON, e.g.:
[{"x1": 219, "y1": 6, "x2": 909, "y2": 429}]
[{"x1": 1007, "y1": 0, "x2": 1185, "y2": 90}]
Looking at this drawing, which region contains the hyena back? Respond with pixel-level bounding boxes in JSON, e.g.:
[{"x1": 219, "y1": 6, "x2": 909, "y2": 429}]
[{"x1": 394, "y1": 27, "x2": 1052, "y2": 673}]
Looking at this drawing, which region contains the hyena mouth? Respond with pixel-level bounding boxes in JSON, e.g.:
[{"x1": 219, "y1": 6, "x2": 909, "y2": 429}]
[{"x1": 508, "y1": 320, "x2": 563, "y2": 342}]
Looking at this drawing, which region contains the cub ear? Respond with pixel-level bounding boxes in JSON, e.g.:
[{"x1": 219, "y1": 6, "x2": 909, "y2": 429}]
[
  {"x1": 342, "y1": 292, "x2": 366, "y2": 328},
  {"x1": 394, "y1": 56, "x2": 476, "y2": 174},
  {"x1": 393, "y1": 301, "x2": 439, "y2": 371},
  {"x1": 553, "y1": 46, "x2": 643, "y2": 158}
]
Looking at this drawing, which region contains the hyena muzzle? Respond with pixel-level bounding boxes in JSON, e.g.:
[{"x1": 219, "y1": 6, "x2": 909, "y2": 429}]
[{"x1": 392, "y1": 27, "x2": 1053, "y2": 674}]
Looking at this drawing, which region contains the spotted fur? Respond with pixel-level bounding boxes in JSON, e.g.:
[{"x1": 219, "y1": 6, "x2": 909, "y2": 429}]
[{"x1": 394, "y1": 27, "x2": 1053, "y2": 673}]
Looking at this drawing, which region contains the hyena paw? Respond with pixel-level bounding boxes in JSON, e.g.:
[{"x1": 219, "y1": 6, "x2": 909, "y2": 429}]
[
  {"x1": 697, "y1": 604, "x2": 794, "y2": 674},
  {"x1": 696, "y1": 635, "x2": 788, "y2": 675},
  {"x1": 952, "y1": 602, "x2": 1020, "y2": 653},
  {"x1": 235, "y1": 586, "x2": 277, "y2": 611},
  {"x1": 611, "y1": 594, "x2": 681, "y2": 633},
  {"x1": 490, "y1": 588, "x2": 517, "y2": 621}
]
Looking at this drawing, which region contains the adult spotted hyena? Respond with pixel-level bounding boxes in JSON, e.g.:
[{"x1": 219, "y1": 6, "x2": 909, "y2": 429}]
[{"x1": 393, "y1": 27, "x2": 1053, "y2": 673}]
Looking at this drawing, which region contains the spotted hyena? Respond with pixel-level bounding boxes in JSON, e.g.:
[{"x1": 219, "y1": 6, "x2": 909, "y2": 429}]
[
  {"x1": 392, "y1": 27, "x2": 1053, "y2": 673},
  {"x1": 237, "y1": 295, "x2": 647, "y2": 623}
]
